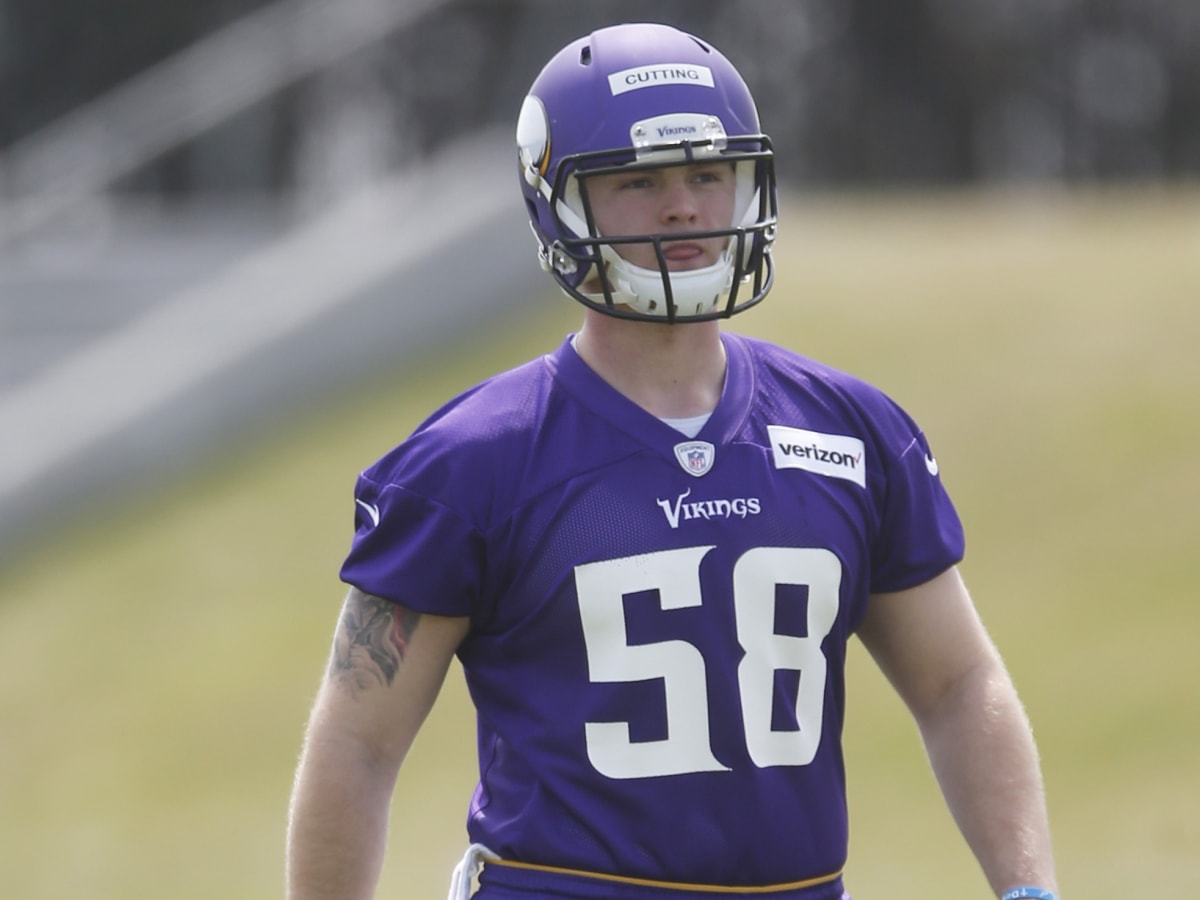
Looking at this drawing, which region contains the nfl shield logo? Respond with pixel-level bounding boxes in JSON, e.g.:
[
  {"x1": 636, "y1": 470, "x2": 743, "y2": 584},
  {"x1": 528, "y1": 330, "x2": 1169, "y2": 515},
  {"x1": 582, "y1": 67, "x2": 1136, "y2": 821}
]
[{"x1": 674, "y1": 441, "x2": 715, "y2": 477}]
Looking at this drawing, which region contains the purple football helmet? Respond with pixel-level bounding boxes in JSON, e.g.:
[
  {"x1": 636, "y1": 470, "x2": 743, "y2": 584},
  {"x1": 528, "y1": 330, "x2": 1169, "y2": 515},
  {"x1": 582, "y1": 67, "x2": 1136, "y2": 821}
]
[{"x1": 516, "y1": 23, "x2": 778, "y2": 323}]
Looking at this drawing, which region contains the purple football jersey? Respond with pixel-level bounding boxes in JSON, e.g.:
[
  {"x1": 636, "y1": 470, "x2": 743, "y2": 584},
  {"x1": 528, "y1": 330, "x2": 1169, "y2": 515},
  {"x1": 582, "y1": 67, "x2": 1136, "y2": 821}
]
[{"x1": 340, "y1": 333, "x2": 964, "y2": 890}]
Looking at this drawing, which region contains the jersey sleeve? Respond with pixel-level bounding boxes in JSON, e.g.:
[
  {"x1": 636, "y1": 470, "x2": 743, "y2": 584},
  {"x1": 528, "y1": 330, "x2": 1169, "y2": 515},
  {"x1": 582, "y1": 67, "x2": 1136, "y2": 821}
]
[
  {"x1": 867, "y1": 398, "x2": 965, "y2": 593},
  {"x1": 337, "y1": 469, "x2": 483, "y2": 617}
]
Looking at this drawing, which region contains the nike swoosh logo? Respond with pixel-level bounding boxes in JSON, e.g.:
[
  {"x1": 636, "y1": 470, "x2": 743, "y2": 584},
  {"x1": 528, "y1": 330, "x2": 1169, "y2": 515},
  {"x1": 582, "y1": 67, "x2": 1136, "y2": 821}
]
[
  {"x1": 355, "y1": 498, "x2": 381, "y2": 527},
  {"x1": 924, "y1": 454, "x2": 939, "y2": 476}
]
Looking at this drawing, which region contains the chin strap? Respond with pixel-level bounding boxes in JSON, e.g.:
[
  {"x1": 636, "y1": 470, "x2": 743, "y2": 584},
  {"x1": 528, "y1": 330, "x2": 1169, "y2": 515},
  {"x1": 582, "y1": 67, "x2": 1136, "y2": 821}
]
[{"x1": 447, "y1": 844, "x2": 500, "y2": 900}]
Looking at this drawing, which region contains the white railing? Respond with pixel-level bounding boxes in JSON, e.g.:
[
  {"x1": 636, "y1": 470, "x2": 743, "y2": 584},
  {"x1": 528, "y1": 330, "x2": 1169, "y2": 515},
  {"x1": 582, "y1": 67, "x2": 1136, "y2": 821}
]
[
  {"x1": 0, "y1": 0, "x2": 446, "y2": 245},
  {"x1": 0, "y1": 129, "x2": 520, "y2": 517}
]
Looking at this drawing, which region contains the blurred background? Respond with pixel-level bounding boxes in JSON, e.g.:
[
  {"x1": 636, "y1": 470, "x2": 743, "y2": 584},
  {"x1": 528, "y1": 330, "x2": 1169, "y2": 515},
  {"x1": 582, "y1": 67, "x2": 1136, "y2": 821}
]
[
  {"x1": 3, "y1": 0, "x2": 1199, "y2": 550},
  {"x1": 1, "y1": 1, "x2": 1197, "y2": 898}
]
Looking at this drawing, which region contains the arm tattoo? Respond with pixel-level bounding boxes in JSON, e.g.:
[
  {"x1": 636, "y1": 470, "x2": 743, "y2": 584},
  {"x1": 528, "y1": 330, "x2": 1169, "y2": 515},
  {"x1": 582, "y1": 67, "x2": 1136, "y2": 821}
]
[{"x1": 329, "y1": 591, "x2": 422, "y2": 695}]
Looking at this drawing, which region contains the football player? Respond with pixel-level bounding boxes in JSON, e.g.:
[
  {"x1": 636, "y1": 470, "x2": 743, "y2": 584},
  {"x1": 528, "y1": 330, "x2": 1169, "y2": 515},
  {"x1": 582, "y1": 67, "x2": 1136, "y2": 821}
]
[{"x1": 287, "y1": 22, "x2": 1060, "y2": 900}]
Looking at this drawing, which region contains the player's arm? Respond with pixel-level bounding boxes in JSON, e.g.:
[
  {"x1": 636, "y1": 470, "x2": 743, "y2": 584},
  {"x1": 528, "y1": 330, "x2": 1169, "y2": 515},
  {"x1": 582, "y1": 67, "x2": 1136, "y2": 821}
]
[
  {"x1": 856, "y1": 565, "x2": 1059, "y2": 898},
  {"x1": 286, "y1": 587, "x2": 469, "y2": 900}
]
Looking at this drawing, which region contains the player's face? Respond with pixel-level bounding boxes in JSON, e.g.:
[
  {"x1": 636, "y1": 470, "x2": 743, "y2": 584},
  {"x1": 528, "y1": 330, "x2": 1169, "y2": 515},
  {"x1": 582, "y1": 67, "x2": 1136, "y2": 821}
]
[{"x1": 584, "y1": 162, "x2": 737, "y2": 271}]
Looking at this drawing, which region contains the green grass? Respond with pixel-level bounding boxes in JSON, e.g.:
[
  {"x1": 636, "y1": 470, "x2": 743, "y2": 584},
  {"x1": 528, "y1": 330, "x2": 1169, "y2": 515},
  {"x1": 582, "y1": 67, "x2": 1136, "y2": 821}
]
[{"x1": 1, "y1": 186, "x2": 1197, "y2": 899}]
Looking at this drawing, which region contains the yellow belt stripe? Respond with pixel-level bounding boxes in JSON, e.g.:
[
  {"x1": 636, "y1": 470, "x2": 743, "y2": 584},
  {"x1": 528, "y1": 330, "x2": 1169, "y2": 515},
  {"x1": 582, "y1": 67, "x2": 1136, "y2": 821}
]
[{"x1": 486, "y1": 858, "x2": 844, "y2": 894}]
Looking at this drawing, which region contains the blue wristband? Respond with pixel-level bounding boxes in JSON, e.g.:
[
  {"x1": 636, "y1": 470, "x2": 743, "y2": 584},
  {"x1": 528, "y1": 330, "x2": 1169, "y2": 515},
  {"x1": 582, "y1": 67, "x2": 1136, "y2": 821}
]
[{"x1": 1001, "y1": 889, "x2": 1057, "y2": 900}]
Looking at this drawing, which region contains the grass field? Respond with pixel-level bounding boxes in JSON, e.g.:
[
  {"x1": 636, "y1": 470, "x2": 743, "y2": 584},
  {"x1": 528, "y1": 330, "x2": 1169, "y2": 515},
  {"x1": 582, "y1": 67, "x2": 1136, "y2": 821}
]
[{"x1": 0, "y1": 186, "x2": 1197, "y2": 899}]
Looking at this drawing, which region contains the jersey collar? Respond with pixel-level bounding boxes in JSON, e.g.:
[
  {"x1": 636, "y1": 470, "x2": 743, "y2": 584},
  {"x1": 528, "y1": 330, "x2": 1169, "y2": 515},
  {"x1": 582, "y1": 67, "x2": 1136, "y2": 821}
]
[{"x1": 547, "y1": 332, "x2": 755, "y2": 456}]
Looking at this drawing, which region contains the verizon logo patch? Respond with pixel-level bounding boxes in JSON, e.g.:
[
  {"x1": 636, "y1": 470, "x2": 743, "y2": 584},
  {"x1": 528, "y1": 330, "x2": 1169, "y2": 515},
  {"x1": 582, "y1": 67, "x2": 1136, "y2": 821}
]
[{"x1": 768, "y1": 425, "x2": 866, "y2": 488}]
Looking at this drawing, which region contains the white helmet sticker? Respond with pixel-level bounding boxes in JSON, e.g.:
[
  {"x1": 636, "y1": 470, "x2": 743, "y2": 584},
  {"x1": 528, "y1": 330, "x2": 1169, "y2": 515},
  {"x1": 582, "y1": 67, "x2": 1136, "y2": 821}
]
[
  {"x1": 608, "y1": 63, "x2": 715, "y2": 96},
  {"x1": 630, "y1": 113, "x2": 727, "y2": 157}
]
